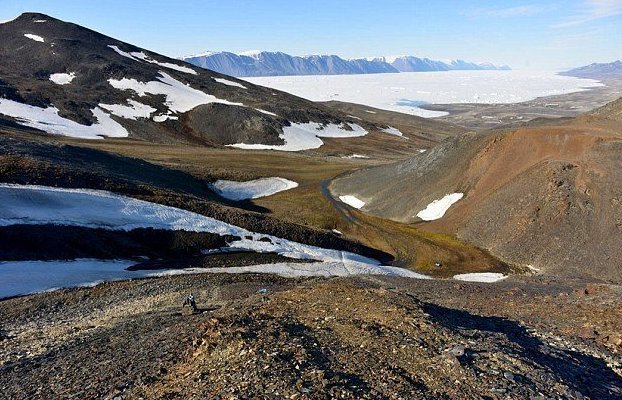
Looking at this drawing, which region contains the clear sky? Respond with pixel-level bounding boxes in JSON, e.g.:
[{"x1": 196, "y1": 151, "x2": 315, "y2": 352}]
[{"x1": 1, "y1": 0, "x2": 620, "y2": 70}]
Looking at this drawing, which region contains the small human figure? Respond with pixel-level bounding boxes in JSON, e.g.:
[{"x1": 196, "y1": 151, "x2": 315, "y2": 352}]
[
  {"x1": 258, "y1": 288, "x2": 268, "y2": 303},
  {"x1": 183, "y1": 293, "x2": 198, "y2": 313}
]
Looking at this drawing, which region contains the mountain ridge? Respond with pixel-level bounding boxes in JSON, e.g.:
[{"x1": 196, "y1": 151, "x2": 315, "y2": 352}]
[
  {"x1": 182, "y1": 50, "x2": 510, "y2": 77},
  {"x1": 561, "y1": 60, "x2": 622, "y2": 79}
]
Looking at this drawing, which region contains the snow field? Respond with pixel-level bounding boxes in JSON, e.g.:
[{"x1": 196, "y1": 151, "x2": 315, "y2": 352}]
[
  {"x1": 255, "y1": 108, "x2": 278, "y2": 116},
  {"x1": 0, "y1": 98, "x2": 129, "y2": 139},
  {"x1": 0, "y1": 184, "x2": 378, "y2": 268},
  {"x1": 107, "y1": 71, "x2": 243, "y2": 113},
  {"x1": 382, "y1": 126, "x2": 404, "y2": 136},
  {"x1": 245, "y1": 71, "x2": 603, "y2": 118},
  {"x1": 0, "y1": 259, "x2": 430, "y2": 299}
]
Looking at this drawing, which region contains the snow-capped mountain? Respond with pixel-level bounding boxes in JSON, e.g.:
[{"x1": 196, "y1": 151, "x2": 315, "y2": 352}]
[
  {"x1": 182, "y1": 51, "x2": 399, "y2": 77},
  {"x1": 560, "y1": 60, "x2": 622, "y2": 79},
  {"x1": 182, "y1": 51, "x2": 510, "y2": 77}
]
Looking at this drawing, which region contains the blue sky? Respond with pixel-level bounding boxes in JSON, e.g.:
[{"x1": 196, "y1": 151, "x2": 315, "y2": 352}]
[{"x1": 1, "y1": 0, "x2": 620, "y2": 70}]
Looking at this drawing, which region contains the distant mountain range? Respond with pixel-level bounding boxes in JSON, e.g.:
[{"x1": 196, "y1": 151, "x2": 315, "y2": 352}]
[
  {"x1": 561, "y1": 60, "x2": 622, "y2": 79},
  {"x1": 181, "y1": 51, "x2": 511, "y2": 77}
]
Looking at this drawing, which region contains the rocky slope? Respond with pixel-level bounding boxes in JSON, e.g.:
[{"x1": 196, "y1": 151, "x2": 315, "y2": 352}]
[
  {"x1": 332, "y1": 97, "x2": 622, "y2": 282},
  {"x1": 1, "y1": 273, "x2": 620, "y2": 399},
  {"x1": 182, "y1": 51, "x2": 510, "y2": 77},
  {"x1": 591, "y1": 96, "x2": 622, "y2": 121}
]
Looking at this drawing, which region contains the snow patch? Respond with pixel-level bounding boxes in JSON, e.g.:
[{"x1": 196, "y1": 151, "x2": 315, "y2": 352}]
[
  {"x1": 228, "y1": 122, "x2": 367, "y2": 152},
  {"x1": 107, "y1": 45, "x2": 196, "y2": 74},
  {"x1": 239, "y1": 49, "x2": 263, "y2": 58},
  {"x1": 153, "y1": 113, "x2": 179, "y2": 122},
  {"x1": 344, "y1": 154, "x2": 369, "y2": 159},
  {"x1": 453, "y1": 273, "x2": 507, "y2": 283},
  {"x1": 108, "y1": 71, "x2": 243, "y2": 113},
  {"x1": 214, "y1": 77, "x2": 247, "y2": 89},
  {"x1": 382, "y1": 126, "x2": 404, "y2": 136},
  {"x1": 314, "y1": 123, "x2": 368, "y2": 138},
  {"x1": 99, "y1": 99, "x2": 156, "y2": 120},
  {"x1": 347, "y1": 115, "x2": 361, "y2": 120},
  {"x1": 255, "y1": 108, "x2": 278, "y2": 116},
  {"x1": 339, "y1": 195, "x2": 365, "y2": 209},
  {"x1": 108, "y1": 45, "x2": 136, "y2": 60},
  {"x1": 416, "y1": 193, "x2": 463, "y2": 221},
  {"x1": 130, "y1": 51, "x2": 197, "y2": 75},
  {"x1": 0, "y1": 98, "x2": 129, "y2": 139},
  {"x1": 210, "y1": 177, "x2": 298, "y2": 200},
  {"x1": 49, "y1": 72, "x2": 76, "y2": 85},
  {"x1": 24, "y1": 33, "x2": 44, "y2": 42},
  {"x1": 34, "y1": 19, "x2": 47, "y2": 23}
]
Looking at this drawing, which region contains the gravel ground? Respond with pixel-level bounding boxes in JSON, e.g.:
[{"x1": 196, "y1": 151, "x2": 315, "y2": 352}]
[{"x1": 1, "y1": 273, "x2": 620, "y2": 399}]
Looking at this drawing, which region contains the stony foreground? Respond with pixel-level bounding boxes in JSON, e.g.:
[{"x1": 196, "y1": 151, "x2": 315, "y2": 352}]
[{"x1": 0, "y1": 273, "x2": 621, "y2": 399}]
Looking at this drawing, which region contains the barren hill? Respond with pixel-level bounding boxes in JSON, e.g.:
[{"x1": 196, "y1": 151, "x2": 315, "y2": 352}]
[{"x1": 333, "y1": 98, "x2": 622, "y2": 282}]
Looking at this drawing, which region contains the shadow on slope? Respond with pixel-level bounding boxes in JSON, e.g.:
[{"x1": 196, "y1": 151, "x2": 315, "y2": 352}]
[{"x1": 424, "y1": 303, "x2": 622, "y2": 399}]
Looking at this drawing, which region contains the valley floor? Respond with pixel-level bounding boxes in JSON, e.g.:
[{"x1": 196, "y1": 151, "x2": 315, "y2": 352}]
[
  {"x1": 1, "y1": 273, "x2": 620, "y2": 399},
  {"x1": 420, "y1": 77, "x2": 622, "y2": 130},
  {"x1": 63, "y1": 139, "x2": 508, "y2": 277}
]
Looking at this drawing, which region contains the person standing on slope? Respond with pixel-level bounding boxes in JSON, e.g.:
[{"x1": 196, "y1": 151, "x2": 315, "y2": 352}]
[{"x1": 183, "y1": 293, "x2": 198, "y2": 313}]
